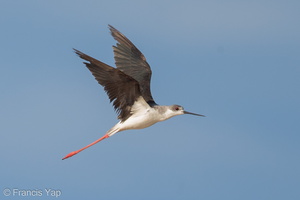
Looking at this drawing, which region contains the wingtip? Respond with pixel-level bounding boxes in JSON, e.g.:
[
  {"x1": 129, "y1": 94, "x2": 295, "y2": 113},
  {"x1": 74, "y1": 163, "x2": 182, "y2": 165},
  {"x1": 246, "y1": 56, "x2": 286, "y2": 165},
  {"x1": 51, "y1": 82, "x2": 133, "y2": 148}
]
[
  {"x1": 108, "y1": 25, "x2": 123, "y2": 38},
  {"x1": 108, "y1": 24, "x2": 116, "y2": 31},
  {"x1": 73, "y1": 48, "x2": 85, "y2": 59},
  {"x1": 73, "y1": 48, "x2": 80, "y2": 55}
]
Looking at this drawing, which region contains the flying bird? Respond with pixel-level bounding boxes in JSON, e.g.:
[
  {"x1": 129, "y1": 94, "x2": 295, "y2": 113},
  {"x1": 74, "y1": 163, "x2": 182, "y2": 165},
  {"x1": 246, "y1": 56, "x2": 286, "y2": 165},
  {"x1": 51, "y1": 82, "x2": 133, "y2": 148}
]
[{"x1": 62, "y1": 25, "x2": 204, "y2": 160}]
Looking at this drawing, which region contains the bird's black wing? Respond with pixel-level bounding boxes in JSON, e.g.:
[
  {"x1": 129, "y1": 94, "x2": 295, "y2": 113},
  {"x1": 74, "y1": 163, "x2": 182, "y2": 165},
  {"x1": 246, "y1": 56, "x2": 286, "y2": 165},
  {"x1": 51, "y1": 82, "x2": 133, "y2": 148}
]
[
  {"x1": 109, "y1": 25, "x2": 156, "y2": 105},
  {"x1": 74, "y1": 49, "x2": 141, "y2": 121}
]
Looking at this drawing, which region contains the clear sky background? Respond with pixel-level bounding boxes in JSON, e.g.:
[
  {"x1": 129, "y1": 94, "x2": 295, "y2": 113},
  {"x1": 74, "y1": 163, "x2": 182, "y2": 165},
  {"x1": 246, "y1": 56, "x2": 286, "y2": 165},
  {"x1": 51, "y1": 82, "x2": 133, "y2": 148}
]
[{"x1": 1, "y1": 0, "x2": 299, "y2": 199}]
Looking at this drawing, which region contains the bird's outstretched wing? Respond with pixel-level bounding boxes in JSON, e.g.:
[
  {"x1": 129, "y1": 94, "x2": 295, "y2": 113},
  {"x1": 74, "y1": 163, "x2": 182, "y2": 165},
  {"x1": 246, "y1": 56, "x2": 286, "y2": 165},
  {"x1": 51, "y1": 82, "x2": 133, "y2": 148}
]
[
  {"x1": 74, "y1": 48, "x2": 141, "y2": 121},
  {"x1": 109, "y1": 25, "x2": 156, "y2": 105}
]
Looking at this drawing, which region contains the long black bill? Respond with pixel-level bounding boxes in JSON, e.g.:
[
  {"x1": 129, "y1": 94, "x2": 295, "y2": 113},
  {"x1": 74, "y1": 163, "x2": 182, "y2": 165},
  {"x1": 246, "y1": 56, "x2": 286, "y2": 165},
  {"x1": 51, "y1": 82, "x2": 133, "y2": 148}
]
[{"x1": 184, "y1": 111, "x2": 205, "y2": 117}]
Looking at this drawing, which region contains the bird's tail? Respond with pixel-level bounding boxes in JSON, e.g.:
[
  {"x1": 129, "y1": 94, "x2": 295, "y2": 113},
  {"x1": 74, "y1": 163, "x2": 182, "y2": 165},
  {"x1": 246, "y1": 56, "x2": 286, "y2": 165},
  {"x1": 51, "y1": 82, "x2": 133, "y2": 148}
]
[{"x1": 62, "y1": 123, "x2": 121, "y2": 160}]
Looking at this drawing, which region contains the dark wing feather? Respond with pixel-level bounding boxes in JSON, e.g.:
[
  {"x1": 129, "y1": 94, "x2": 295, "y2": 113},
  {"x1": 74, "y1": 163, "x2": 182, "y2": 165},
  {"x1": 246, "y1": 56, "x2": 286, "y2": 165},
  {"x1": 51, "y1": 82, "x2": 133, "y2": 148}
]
[
  {"x1": 74, "y1": 48, "x2": 141, "y2": 121},
  {"x1": 108, "y1": 25, "x2": 155, "y2": 104}
]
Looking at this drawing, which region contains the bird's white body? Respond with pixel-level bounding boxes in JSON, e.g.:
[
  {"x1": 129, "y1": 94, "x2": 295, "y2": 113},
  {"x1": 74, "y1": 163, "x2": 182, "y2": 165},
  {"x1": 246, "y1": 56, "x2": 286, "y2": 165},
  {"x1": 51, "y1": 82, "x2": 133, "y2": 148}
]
[{"x1": 107, "y1": 97, "x2": 182, "y2": 136}]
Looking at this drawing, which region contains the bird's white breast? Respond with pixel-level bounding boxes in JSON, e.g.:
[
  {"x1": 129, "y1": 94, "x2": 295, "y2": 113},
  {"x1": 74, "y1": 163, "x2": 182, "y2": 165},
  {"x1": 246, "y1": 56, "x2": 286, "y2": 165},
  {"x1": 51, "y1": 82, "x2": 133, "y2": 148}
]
[{"x1": 118, "y1": 97, "x2": 162, "y2": 130}]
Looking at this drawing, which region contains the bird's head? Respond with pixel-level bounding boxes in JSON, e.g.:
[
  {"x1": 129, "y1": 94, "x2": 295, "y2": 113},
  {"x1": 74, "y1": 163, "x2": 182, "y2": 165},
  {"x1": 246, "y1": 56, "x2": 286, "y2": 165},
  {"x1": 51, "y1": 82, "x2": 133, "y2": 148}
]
[{"x1": 164, "y1": 104, "x2": 205, "y2": 120}]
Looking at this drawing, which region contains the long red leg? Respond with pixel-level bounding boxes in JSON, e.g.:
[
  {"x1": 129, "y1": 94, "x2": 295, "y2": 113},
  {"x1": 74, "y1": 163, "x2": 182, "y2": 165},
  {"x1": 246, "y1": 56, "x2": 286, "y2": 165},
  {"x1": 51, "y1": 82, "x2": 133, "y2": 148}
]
[{"x1": 62, "y1": 134, "x2": 109, "y2": 160}]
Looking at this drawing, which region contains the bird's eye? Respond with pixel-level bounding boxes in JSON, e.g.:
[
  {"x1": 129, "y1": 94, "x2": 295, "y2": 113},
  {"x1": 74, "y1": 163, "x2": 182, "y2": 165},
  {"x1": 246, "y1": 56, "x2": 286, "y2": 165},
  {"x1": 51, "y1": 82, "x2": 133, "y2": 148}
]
[{"x1": 175, "y1": 107, "x2": 179, "y2": 111}]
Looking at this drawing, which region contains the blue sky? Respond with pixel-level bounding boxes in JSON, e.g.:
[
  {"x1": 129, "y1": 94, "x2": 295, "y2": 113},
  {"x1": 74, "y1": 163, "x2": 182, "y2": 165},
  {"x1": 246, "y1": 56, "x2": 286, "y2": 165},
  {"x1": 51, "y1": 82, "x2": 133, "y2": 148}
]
[{"x1": 1, "y1": 0, "x2": 299, "y2": 199}]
